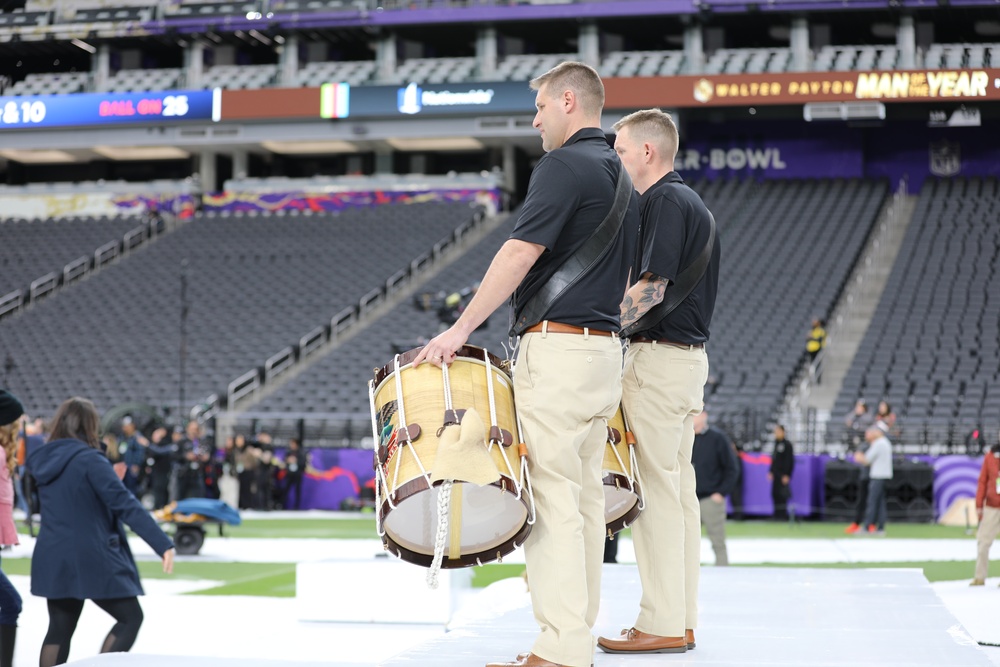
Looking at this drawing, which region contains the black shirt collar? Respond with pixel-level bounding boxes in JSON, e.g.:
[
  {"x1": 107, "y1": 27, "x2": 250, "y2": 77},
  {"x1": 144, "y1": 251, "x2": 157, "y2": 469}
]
[
  {"x1": 562, "y1": 127, "x2": 607, "y2": 147},
  {"x1": 640, "y1": 170, "x2": 685, "y2": 203}
]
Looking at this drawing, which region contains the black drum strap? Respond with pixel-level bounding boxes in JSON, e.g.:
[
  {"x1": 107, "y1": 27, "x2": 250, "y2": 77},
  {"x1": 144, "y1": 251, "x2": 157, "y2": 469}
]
[{"x1": 509, "y1": 161, "x2": 633, "y2": 337}]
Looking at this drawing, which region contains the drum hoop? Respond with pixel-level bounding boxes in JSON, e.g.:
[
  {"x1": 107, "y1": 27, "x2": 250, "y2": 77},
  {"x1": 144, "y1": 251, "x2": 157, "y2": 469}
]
[
  {"x1": 372, "y1": 344, "x2": 510, "y2": 388},
  {"x1": 379, "y1": 472, "x2": 524, "y2": 522},
  {"x1": 603, "y1": 472, "x2": 643, "y2": 535},
  {"x1": 382, "y1": 516, "x2": 532, "y2": 569},
  {"x1": 378, "y1": 474, "x2": 531, "y2": 568}
]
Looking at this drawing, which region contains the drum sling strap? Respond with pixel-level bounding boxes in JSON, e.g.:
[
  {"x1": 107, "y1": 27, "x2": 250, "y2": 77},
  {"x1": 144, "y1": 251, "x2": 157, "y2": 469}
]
[
  {"x1": 620, "y1": 203, "x2": 716, "y2": 339},
  {"x1": 509, "y1": 161, "x2": 633, "y2": 337}
]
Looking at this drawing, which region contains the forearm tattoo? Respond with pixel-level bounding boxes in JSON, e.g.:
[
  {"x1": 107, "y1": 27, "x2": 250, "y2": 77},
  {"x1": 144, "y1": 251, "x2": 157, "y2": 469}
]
[
  {"x1": 621, "y1": 276, "x2": 668, "y2": 329},
  {"x1": 621, "y1": 294, "x2": 638, "y2": 326}
]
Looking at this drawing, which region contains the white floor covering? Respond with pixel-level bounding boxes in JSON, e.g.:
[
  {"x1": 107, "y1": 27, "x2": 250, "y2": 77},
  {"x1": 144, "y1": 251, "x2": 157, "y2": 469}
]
[{"x1": 5, "y1": 513, "x2": 1000, "y2": 666}]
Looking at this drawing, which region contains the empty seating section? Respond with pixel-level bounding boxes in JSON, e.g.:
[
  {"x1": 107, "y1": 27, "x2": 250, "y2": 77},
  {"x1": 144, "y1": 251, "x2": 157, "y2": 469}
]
[
  {"x1": 924, "y1": 43, "x2": 1000, "y2": 69},
  {"x1": 0, "y1": 202, "x2": 481, "y2": 415},
  {"x1": 833, "y1": 178, "x2": 1000, "y2": 448},
  {"x1": 65, "y1": 5, "x2": 150, "y2": 21},
  {"x1": 294, "y1": 60, "x2": 376, "y2": 87},
  {"x1": 270, "y1": 0, "x2": 350, "y2": 11},
  {"x1": 813, "y1": 45, "x2": 899, "y2": 72},
  {"x1": 0, "y1": 10, "x2": 50, "y2": 27},
  {"x1": 387, "y1": 57, "x2": 477, "y2": 85},
  {"x1": 247, "y1": 179, "x2": 885, "y2": 446},
  {"x1": 166, "y1": 1, "x2": 260, "y2": 17},
  {"x1": 25, "y1": 0, "x2": 153, "y2": 10},
  {"x1": 494, "y1": 54, "x2": 577, "y2": 81},
  {"x1": 701, "y1": 179, "x2": 887, "y2": 437},
  {"x1": 6, "y1": 72, "x2": 89, "y2": 96},
  {"x1": 5, "y1": 42, "x2": 1000, "y2": 97},
  {"x1": 104, "y1": 67, "x2": 183, "y2": 92},
  {"x1": 601, "y1": 51, "x2": 686, "y2": 78},
  {"x1": 704, "y1": 48, "x2": 791, "y2": 75},
  {"x1": 249, "y1": 218, "x2": 517, "y2": 431},
  {"x1": 199, "y1": 64, "x2": 278, "y2": 90},
  {"x1": 0, "y1": 216, "x2": 142, "y2": 297}
]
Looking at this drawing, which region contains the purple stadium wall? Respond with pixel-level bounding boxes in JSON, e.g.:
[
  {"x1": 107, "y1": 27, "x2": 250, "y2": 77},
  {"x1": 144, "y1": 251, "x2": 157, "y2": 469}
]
[{"x1": 680, "y1": 121, "x2": 1000, "y2": 190}]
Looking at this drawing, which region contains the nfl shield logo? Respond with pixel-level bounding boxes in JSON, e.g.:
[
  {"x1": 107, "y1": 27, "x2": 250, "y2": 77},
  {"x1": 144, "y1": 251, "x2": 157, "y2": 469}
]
[{"x1": 929, "y1": 140, "x2": 961, "y2": 177}]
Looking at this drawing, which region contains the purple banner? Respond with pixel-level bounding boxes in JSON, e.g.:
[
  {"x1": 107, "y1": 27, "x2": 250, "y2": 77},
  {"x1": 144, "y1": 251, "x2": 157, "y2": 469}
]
[
  {"x1": 931, "y1": 455, "x2": 982, "y2": 518},
  {"x1": 294, "y1": 448, "x2": 374, "y2": 512},
  {"x1": 201, "y1": 187, "x2": 499, "y2": 214},
  {"x1": 728, "y1": 453, "x2": 982, "y2": 520},
  {"x1": 864, "y1": 123, "x2": 1000, "y2": 191},
  {"x1": 276, "y1": 448, "x2": 985, "y2": 518},
  {"x1": 678, "y1": 122, "x2": 862, "y2": 180},
  {"x1": 733, "y1": 453, "x2": 823, "y2": 517},
  {"x1": 112, "y1": 193, "x2": 198, "y2": 219},
  {"x1": 680, "y1": 120, "x2": 1000, "y2": 190}
]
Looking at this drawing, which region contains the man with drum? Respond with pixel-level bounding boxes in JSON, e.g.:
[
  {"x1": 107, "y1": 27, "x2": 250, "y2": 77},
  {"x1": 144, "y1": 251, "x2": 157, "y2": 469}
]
[
  {"x1": 414, "y1": 61, "x2": 638, "y2": 667},
  {"x1": 597, "y1": 109, "x2": 720, "y2": 655}
]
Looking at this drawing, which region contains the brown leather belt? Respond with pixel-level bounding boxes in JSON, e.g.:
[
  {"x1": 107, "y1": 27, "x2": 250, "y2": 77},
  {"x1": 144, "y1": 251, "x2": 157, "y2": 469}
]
[
  {"x1": 631, "y1": 336, "x2": 704, "y2": 349},
  {"x1": 523, "y1": 321, "x2": 616, "y2": 337}
]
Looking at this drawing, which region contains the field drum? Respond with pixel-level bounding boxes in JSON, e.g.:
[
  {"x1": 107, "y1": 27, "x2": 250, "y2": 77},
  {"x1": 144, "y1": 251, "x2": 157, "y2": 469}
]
[
  {"x1": 369, "y1": 345, "x2": 534, "y2": 568},
  {"x1": 603, "y1": 405, "x2": 644, "y2": 535}
]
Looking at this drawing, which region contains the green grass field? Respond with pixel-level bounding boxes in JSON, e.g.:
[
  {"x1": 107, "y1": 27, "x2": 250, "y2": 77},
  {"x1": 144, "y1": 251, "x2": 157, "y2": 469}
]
[
  {"x1": 18, "y1": 516, "x2": 975, "y2": 541},
  {"x1": 17, "y1": 516, "x2": 379, "y2": 540},
  {"x1": 7, "y1": 517, "x2": 982, "y2": 597}
]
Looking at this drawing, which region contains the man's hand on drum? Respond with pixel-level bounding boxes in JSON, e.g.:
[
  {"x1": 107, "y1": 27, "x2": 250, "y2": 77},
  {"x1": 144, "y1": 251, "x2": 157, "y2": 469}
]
[{"x1": 412, "y1": 327, "x2": 467, "y2": 368}]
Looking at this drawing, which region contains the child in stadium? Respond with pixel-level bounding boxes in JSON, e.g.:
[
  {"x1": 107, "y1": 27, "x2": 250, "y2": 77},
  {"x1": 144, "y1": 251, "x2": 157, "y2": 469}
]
[{"x1": 0, "y1": 390, "x2": 24, "y2": 667}]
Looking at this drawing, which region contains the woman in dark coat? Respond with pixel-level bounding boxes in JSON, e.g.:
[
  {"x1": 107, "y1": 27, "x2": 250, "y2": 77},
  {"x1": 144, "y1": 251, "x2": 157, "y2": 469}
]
[{"x1": 26, "y1": 397, "x2": 175, "y2": 667}]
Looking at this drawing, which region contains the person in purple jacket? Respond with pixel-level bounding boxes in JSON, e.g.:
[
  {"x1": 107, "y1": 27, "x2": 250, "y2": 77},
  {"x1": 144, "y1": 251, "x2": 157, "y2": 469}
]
[{"x1": 26, "y1": 397, "x2": 175, "y2": 667}]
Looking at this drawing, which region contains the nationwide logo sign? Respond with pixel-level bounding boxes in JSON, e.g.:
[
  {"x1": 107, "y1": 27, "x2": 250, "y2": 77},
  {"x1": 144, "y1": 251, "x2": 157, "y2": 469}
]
[
  {"x1": 397, "y1": 82, "x2": 497, "y2": 115},
  {"x1": 605, "y1": 68, "x2": 1000, "y2": 109},
  {"x1": 330, "y1": 80, "x2": 534, "y2": 119}
]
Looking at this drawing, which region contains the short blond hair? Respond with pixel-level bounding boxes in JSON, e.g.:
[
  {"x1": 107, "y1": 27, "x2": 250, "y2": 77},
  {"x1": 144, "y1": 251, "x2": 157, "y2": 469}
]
[
  {"x1": 530, "y1": 61, "x2": 605, "y2": 116},
  {"x1": 613, "y1": 108, "x2": 679, "y2": 159}
]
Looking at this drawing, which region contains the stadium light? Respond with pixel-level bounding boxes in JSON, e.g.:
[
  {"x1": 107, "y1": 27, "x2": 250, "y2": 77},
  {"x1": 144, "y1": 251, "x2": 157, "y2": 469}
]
[
  {"x1": 261, "y1": 140, "x2": 359, "y2": 154},
  {"x1": 385, "y1": 137, "x2": 484, "y2": 151},
  {"x1": 71, "y1": 39, "x2": 97, "y2": 54},
  {"x1": 93, "y1": 146, "x2": 190, "y2": 160},
  {"x1": 0, "y1": 149, "x2": 80, "y2": 164}
]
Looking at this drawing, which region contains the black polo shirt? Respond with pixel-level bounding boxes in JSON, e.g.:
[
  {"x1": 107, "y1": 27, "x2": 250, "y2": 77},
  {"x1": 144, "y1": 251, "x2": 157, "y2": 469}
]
[
  {"x1": 510, "y1": 128, "x2": 640, "y2": 332},
  {"x1": 632, "y1": 171, "x2": 719, "y2": 345}
]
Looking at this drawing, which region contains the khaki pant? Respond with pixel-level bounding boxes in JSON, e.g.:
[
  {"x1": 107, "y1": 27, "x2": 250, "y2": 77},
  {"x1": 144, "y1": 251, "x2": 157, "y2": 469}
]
[
  {"x1": 624, "y1": 342, "x2": 708, "y2": 638},
  {"x1": 976, "y1": 505, "x2": 1000, "y2": 581},
  {"x1": 700, "y1": 496, "x2": 729, "y2": 566},
  {"x1": 514, "y1": 328, "x2": 623, "y2": 667}
]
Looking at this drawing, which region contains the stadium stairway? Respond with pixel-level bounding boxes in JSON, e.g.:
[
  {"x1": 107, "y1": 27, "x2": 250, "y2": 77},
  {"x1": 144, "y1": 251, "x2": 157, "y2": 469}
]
[
  {"x1": 782, "y1": 186, "x2": 919, "y2": 446},
  {"x1": 219, "y1": 210, "x2": 513, "y2": 431}
]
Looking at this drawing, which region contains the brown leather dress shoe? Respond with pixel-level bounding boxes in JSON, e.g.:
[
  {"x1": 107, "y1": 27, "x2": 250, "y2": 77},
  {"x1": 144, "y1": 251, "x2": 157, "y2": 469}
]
[
  {"x1": 485, "y1": 651, "x2": 590, "y2": 667},
  {"x1": 686, "y1": 629, "x2": 696, "y2": 650},
  {"x1": 597, "y1": 628, "x2": 688, "y2": 654}
]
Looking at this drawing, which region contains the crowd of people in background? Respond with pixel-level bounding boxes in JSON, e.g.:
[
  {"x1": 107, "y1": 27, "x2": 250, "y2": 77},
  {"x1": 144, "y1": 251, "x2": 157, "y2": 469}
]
[{"x1": 15, "y1": 415, "x2": 311, "y2": 515}]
